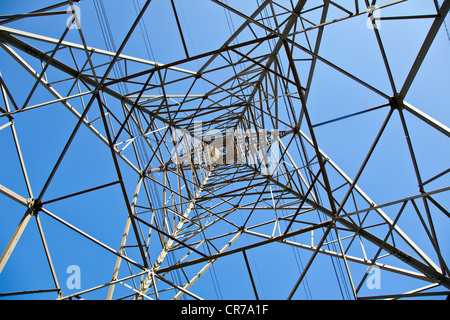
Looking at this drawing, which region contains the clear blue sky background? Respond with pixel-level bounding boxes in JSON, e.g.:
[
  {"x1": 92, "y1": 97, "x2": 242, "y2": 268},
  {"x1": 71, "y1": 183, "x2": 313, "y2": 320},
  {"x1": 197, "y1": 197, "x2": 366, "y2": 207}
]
[{"x1": 0, "y1": 0, "x2": 449, "y2": 300}]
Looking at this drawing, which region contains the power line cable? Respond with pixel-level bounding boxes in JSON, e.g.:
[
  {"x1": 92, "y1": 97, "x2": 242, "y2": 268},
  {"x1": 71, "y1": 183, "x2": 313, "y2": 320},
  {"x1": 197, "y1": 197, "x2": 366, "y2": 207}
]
[{"x1": 437, "y1": 0, "x2": 450, "y2": 43}]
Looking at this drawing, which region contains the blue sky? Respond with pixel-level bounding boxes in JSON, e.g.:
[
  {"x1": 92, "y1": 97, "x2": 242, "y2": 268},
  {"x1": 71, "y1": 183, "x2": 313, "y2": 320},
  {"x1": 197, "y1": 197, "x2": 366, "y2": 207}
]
[{"x1": 0, "y1": 0, "x2": 449, "y2": 300}]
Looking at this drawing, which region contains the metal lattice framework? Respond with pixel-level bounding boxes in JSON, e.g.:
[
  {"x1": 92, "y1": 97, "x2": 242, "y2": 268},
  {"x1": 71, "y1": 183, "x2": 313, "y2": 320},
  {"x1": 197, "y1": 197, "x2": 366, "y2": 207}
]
[{"x1": 0, "y1": 0, "x2": 449, "y2": 300}]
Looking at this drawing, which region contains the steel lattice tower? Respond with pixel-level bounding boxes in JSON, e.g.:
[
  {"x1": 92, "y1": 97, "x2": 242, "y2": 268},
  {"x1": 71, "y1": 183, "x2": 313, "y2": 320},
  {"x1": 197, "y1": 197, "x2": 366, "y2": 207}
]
[{"x1": 0, "y1": 0, "x2": 449, "y2": 300}]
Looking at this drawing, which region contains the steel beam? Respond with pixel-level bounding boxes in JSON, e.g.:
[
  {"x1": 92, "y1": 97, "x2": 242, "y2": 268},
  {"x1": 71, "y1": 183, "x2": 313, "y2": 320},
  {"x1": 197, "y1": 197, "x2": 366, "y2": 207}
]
[
  {"x1": 400, "y1": 0, "x2": 450, "y2": 97},
  {"x1": 0, "y1": 184, "x2": 29, "y2": 207},
  {"x1": 137, "y1": 167, "x2": 214, "y2": 298},
  {"x1": 266, "y1": 172, "x2": 450, "y2": 289},
  {"x1": 402, "y1": 100, "x2": 450, "y2": 138},
  {"x1": 0, "y1": 210, "x2": 32, "y2": 274},
  {"x1": 0, "y1": 42, "x2": 140, "y2": 173},
  {"x1": 0, "y1": 25, "x2": 195, "y2": 74}
]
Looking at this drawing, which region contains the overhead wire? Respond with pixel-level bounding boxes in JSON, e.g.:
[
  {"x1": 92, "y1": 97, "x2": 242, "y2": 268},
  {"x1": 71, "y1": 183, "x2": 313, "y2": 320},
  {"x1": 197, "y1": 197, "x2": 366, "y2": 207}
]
[
  {"x1": 133, "y1": 0, "x2": 157, "y2": 63},
  {"x1": 255, "y1": 0, "x2": 316, "y2": 300},
  {"x1": 279, "y1": 204, "x2": 313, "y2": 300},
  {"x1": 94, "y1": 0, "x2": 152, "y2": 184},
  {"x1": 259, "y1": 0, "x2": 352, "y2": 299},
  {"x1": 131, "y1": 1, "x2": 225, "y2": 299},
  {"x1": 175, "y1": 0, "x2": 209, "y2": 96},
  {"x1": 93, "y1": 0, "x2": 128, "y2": 95},
  {"x1": 170, "y1": 1, "x2": 224, "y2": 298},
  {"x1": 93, "y1": 0, "x2": 353, "y2": 300},
  {"x1": 94, "y1": 0, "x2": 189, "y2": 299},
  {"x1": 220, "y1": 0, "x2": 272, "y2": 300},
  {"x1": 437, "y1": 0, "x2": 450, "y2": 43},
  {"x1": 84, "y1": 0, "x2": 447, "y2": 301}
]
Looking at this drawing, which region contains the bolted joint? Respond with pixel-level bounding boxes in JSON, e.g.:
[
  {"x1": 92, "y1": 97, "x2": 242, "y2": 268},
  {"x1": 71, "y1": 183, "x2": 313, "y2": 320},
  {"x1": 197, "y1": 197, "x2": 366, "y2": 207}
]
[
  {"x1": 389, "y1": 94, "x2": 404, "y2": 110},
  {"x1": 26, "y1": 197, "x2": 35, "y2": 209},
  {"x1": 27, "y1": 198, "x2": 42, "y2": 216}
]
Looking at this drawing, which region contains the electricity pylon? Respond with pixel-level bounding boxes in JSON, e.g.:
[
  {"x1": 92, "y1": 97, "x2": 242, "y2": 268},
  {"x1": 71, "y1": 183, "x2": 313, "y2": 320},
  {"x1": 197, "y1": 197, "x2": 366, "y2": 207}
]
[{"x1": 0, "y1": 0, "x2": 449, "y2": 300}]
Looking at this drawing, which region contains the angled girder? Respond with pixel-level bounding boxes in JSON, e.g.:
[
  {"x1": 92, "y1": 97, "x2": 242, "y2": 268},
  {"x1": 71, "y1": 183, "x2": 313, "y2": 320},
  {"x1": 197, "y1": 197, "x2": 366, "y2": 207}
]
[{"x1": 0, "y1": 0, "x2": 449, "y2": 301}]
